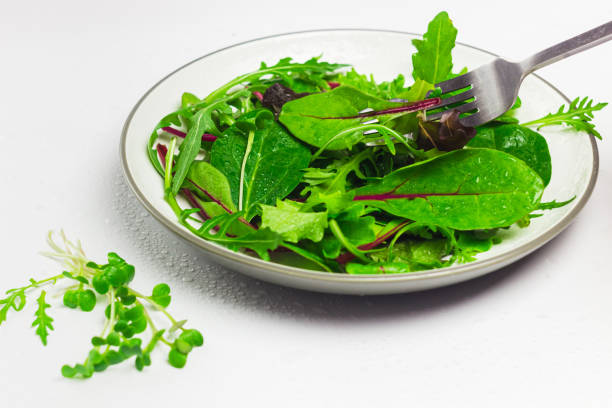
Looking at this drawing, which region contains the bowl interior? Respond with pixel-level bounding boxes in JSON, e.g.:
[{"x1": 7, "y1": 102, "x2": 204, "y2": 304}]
[{"x1": 121, "y1": 30, "x2": 597, "y2": 294}]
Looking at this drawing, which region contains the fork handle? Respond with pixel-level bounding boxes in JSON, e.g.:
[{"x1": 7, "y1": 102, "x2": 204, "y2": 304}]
[{"x1": 520, "y1": 20, "x2": 612, "y2": 75}]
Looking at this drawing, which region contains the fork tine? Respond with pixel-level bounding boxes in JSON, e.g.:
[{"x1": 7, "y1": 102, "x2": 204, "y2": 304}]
[
  {"x1": 427, "y1": 88, "x2": 476, "y2": 110},
  {"x1": 458, "y1": 112, "x2": 485, "y2": 127},
  {"x1": 433, "y1": 74, "x2": 473, "y2": 95},
  {"x1": 425, "y1": 101, "x2": 479, "y2": 121}
]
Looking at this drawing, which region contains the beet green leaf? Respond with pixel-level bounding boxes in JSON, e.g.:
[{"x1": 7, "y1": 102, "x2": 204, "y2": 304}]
[
  {"x1": 353, "y1": 148, "x2": 544, "y2": 230},
  {"x1": 279, "y1": 85, "x2": 429, "y2": 150}
]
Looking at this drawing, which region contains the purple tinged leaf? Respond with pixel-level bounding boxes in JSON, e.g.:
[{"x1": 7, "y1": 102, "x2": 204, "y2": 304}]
[
  {"x1": 261, "y1": 83, "x2": 310, "y2": 114},
  {"x1": 161, "y1": 126, "x2": 217, "y2": 142},
  {"x1": 418, "y1": 109, "x2": 476, "y2": 151}
]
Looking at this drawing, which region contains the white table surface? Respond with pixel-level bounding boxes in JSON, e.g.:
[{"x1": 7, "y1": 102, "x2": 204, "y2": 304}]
[{"x1": 1, "y1": 0, "x2": 611, "y2": 406}]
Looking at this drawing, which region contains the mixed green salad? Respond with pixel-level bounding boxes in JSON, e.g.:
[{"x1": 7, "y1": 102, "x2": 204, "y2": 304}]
[{"x1": 148, "y1": 12, "x2": 606, "y2": 274}]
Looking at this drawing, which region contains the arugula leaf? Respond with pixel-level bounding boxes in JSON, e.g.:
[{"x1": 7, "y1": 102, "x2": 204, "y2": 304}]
[
  {"x1": 260, "y1": 200, "x2": 328, "y2": 243},
  {"x1": 537, "y1": 196, "x2": 576, "y2": 210},
  {"x1": 302, "y1": 149, "x2": 372, "y2": 197},
  {"x1": 204, "y1": 57, "x2": 347, "y2": 103},
  {"x1": 353, "y1": 148, "x2": 544, "y2": 230},
  {"x1": 32, "y1": 290, "x2": 54, "y2": 345},
  {"x1": 332, "y1": 68, "x2": 410, "y2": 99},
  {"x1": 521, "y1": 97, "x2": 607, "y2": 139},
  {"x1": 468, "y1": 124, "x2": 552, "y2": 185},
  {"x1": 210, "y1": 110, "x2": 311, "y2": 218},
  {"x1": 171, "y1": 95, "x2": 239, "y2": 195},
  {"x1": 412, "y1": 11, "x2": 458, "y2": 84}
]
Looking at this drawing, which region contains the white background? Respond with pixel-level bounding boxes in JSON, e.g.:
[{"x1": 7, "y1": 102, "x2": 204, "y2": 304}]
[{"x1": 1, "y1": 0, "x2": 611, "y2": 406}]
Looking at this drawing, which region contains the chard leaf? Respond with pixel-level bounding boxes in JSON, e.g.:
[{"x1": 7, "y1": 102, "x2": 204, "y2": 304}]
[
  {"x1": 468, "y1": 124, "x2": 552, "y2": 185},
  {"x1": 260, "y1": 200, "x2": 328, "y2": 243},
  {"x1": 210, "y1": 110, "x2": 311, "y2": 218},
  {"x1": 353, "y1": 148, "x2": 544, "y2": 230},
  {"x1": 521, "y1": 96, "x2": 607, "y2": 139},
  {"x1": 187, "y1": 161, "x2": 236, "y2": 211},
  {"x1": 412, "y1": 11, "x2": 458, "y2": 84},
  {"x1": 279, "y1": 85, "x2": 429, "y2": 150}
]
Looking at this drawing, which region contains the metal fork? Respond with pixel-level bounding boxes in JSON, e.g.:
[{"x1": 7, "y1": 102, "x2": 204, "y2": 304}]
[{"x1": 426, "y1": 20, "x2": 612, "y2": 127}]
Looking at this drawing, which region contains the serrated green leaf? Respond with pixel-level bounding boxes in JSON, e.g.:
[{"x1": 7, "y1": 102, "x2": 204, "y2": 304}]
[
  {"x1": 32, "y1": 291, "x2": 54, "y2": 345},
  {"x1": 521, "y1": 96, "x2": 607, "y2": 139},
  {"x1": 260, "y1": 200, "x2": 328, "y2": 243},
  {"x1": 412, "y1": 11, "x2": 458, "y2": 84}
]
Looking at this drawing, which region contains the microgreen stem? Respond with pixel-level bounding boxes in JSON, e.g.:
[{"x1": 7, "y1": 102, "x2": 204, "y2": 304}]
[
  {"x1": 100, "y1": 288, "x2": 116, "y2": 339},
  {"x1": 129, "y1": 289, "x2": 178, "y2": 326},
  {"x1": 7, "y1": 274, "x2": 67, "y2": 294}
]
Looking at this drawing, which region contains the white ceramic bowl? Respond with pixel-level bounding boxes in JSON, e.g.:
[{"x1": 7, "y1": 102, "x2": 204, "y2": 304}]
[{"x1": 121, "y1": 30, "x2": 598, "y2": 295}]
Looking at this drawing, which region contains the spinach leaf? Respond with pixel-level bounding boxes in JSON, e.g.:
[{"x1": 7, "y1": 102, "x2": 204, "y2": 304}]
[
  {"x1": 412, "y1": 11, "x2": 458, "y2": 84},
  {"x1": 353, "y1": 148, "x2": 544, "y2": 230},
  {"x1": 468, "y1": 124, "x2": 552, "y2": 186},
  {"x1": 210, "y1": 110, "x2": 311, "y2": 218},
  {"x1": 260, "y1": 200, "x2": 328, "y2": 243},
  {"x1": 279, "y1": 85, "x2": 427, "y2": 150}
]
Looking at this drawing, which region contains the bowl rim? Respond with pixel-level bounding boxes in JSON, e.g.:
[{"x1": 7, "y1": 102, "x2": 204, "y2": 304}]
[{"x1": 120, "y1": 28, "x2": 599, "y2": 285}]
